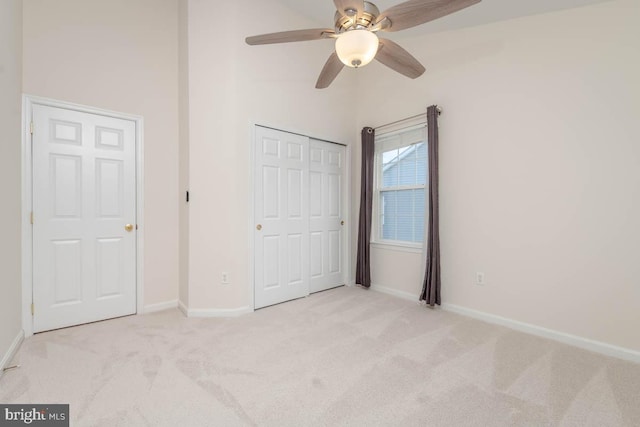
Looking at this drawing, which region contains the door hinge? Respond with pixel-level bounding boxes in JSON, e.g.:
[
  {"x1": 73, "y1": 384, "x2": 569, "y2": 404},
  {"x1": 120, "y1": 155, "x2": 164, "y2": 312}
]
[
  {"x1": 30, "y1": 122, "x2": 34, "y2": 135},
  {"x1": 30, "y1": 212, "x2": 34, "y2": 225},
  {"x1": 31, "y1": 303, "x2": 34, "y2": 316}
]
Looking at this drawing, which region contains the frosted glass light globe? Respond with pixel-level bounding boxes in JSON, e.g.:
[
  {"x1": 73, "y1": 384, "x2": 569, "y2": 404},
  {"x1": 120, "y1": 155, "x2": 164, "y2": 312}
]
[{"x1": 335, "y1": 29, "x2": 379, "y2": 68}]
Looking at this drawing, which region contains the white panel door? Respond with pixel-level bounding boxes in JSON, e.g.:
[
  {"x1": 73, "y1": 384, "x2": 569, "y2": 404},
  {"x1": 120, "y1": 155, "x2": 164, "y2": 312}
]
[
  {"x1": 32, "y1": 104, "x2": 137, "y2": 332},
  {"x1": 309, "y1": 140, "x2": 345, "y2": 293},
  {"x1": 254, "y1": 126, "x2": 310, "y2": 309}
]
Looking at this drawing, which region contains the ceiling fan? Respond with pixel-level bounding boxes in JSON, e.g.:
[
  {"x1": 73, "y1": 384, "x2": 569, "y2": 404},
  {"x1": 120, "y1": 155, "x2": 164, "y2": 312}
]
[{"x1": 245, "y1": 0, "x2": 482, "y2": 88}]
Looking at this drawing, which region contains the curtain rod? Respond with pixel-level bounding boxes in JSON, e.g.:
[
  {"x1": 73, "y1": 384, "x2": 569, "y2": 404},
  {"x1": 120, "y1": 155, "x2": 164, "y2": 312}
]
[{"x1": 373, "y1": 106, "x2": 442, "y2": 131}]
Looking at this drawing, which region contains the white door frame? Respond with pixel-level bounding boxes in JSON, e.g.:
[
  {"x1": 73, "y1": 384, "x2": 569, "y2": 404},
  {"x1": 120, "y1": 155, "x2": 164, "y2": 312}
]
[
  {"x1": 248, "y1": 123, "x2": 352, "y2": 310},
  {"x1": 21, "y1": 95, "x2": 145, "y2": 337}
]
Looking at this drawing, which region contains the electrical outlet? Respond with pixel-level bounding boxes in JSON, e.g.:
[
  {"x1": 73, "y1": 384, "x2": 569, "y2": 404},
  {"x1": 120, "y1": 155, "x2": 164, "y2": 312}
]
[
  {"x1": 476, "y1": 272, "x2": 485, "y2": 286},
  {"x1": 221, "y1": 272, "x2": 230, "y2": 284}
]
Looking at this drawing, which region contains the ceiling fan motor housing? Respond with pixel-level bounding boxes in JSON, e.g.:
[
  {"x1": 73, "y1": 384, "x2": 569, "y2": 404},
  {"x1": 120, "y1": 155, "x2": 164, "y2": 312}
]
[{"x1": 334, "y1": 1, "x2": 380, "y2": 33}]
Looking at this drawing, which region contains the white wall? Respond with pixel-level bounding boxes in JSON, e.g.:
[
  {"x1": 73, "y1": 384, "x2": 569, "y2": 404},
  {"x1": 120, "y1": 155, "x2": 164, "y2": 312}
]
[
  {"x1": 22, "y1": 0, "x2": 181, "y2": 307},
  {"x1": 355, "y1": 0, "x2": 640, "y2": 352},
  {"x1": 0, "y1": 0, "x2": 23, "y2": 368},
  {"x1": 186, "y1": 0, "x2": 357, "y2": 310},
  {"x1": 178, "y1": 0, "x2": 190, "y2": 307}
]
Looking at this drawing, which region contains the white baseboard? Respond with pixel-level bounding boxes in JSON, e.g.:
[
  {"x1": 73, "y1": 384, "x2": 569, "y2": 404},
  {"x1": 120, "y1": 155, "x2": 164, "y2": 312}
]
[
  {"x1": 441, "y1": 303, "x2": 640, "y2": 364},
  {"x1": 1, "y1": 330, "x2": 25, "y2": 377},
  {"x1": 184, "y1": 306, "x2": 253, "y2": 318},
  {"x1": 370, "y1": 283, "x2": 420, "y2": 303},
  {"x1": 178, "y1": 300, "x2": 188, "y2": 316},
  {"x1": 368, "y1": 284, "x2": 639, "y2": 363},
  {"x1": 142, "y1": 300, "x2": 178, "y2": 314},
  {"x1": 147, "y1": 300, "x2": 253, "y2": 318}
]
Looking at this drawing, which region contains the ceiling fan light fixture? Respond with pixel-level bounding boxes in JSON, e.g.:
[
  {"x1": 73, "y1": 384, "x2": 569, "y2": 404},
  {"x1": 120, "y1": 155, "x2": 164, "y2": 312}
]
[{"x1": 335, "y1": 29, "x2": 379, "y2": 68}]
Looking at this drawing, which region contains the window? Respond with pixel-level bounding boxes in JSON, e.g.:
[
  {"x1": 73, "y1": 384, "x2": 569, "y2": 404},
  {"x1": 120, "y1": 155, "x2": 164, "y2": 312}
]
[{"x1": 374, "y1": 125, "x2": 427, "y2": 246}]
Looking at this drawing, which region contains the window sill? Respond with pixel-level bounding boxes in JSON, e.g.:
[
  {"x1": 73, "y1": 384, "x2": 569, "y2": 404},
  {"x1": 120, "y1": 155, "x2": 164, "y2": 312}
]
[{"x1": 371, "y1": 241, "x2": 423, "y2": 254}]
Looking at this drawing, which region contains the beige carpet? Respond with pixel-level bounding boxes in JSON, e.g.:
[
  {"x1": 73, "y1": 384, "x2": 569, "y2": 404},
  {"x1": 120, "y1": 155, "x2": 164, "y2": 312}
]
[{"x1": 1, "y1": 286, "x2": 639, "y2": 426}]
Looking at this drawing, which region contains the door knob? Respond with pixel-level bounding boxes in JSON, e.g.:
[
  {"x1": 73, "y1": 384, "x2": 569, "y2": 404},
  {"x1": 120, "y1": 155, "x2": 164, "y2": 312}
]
[
  {"x1": 125, "y1": 224, "x2": 134, "y2": 232},
  {"x1": 341, "y1": 221, "x2": 345, "y2": 226},
  {"x1": 256, "y1": 224, "x2": 262, "y2": 231}
]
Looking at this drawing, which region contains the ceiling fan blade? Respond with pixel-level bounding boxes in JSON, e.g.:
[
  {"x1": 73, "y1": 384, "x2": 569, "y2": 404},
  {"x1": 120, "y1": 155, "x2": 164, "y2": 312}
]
[
  {"x1": 316, "y1": 53, "x2": 345, "y2": 89},
  {"x1": 333, "y1": 0, "x2": 365, "y2": 17},
  {"x1": 246, "y1": 28, "x2": 335, "y2": 45},
  {"x1": 376, "y1": 38, "x2": 425, "y2": 79},
  {"x1": 377, "y1": 0, "x2": 481, "y2": 32}
]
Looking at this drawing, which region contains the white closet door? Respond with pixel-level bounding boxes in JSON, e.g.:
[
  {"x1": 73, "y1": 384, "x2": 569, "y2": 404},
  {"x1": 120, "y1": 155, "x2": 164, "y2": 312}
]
[
  {"x1": 254, "y1": 126, "x2": 310, "y2": 309},
  {"x1": 309, "y1": 140, "x2": 346, "y2": 293},
  {"x1": 32, "y1": 104, "x2": 137, "y2": 333}
]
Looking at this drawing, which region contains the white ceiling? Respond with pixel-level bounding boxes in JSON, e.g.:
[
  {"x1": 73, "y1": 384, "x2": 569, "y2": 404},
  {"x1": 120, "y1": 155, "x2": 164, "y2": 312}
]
[{"x1": 273, "y1": 0, "x2": 614, "y2": 37}]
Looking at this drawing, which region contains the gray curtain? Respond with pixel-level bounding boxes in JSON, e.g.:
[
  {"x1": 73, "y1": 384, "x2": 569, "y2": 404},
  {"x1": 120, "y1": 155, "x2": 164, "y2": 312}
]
[
  {"x1": 356, "y1": 127, "x2": 375, "y2": 288},
  {"x1": 420, "y1": 106, "x2": 441, "y2": 306}
]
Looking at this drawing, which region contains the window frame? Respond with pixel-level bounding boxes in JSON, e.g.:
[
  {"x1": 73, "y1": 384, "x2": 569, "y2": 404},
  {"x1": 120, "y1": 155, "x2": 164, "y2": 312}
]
[{"x1": 372, "y1": 123, "x2": 428, "y2": 250}]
